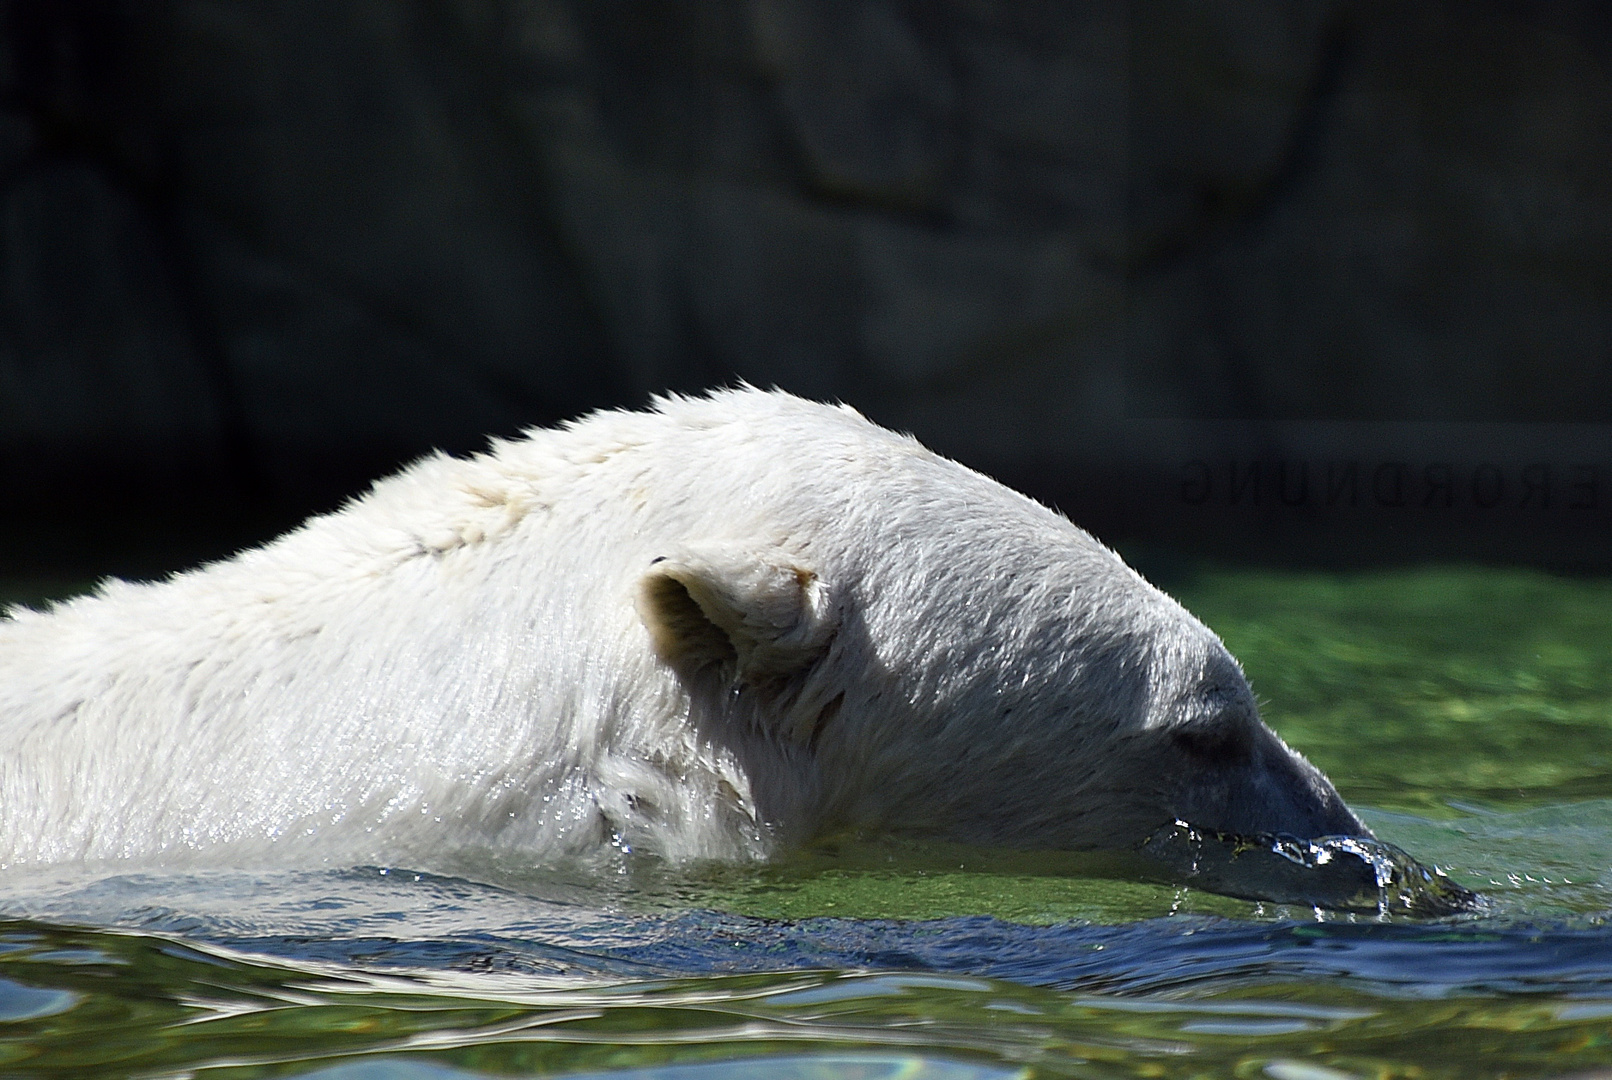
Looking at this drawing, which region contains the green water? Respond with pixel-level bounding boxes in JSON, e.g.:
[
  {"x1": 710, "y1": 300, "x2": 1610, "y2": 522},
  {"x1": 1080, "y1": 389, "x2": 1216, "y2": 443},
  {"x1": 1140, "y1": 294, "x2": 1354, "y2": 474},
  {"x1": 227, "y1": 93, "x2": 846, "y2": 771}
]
[
  {"x1": 2, "y1": 564, "x2": 1612, "y2": 1079},
  {"x1": 4, "y1": 919, "x2": 1612, "y2": 1080}
]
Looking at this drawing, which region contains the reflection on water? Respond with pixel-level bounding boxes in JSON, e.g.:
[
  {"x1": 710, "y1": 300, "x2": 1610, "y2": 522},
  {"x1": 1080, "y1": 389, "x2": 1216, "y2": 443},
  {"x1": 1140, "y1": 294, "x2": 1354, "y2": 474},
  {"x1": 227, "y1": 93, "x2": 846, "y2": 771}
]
[
  {"x1": 0, "y1": 564, "x2": 1609, "y2": 1077},
  {"x1": 1137, "y1": 822, "x2": 1483, "y2": 916},
  {"x1": 296, "y1": 1057, "x2": 1029, "y2": 1080},
  {"x1": 0, "y1": 875, "x2": 1611, "y2": 1079}
]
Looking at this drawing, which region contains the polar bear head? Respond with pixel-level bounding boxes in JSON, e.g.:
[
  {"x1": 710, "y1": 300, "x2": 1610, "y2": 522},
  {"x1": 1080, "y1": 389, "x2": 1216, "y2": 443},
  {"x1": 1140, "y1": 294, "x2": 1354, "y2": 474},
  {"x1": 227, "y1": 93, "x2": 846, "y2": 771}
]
[{"x1": 628, "y1": 407, "x2": 1366, "y2": 854}]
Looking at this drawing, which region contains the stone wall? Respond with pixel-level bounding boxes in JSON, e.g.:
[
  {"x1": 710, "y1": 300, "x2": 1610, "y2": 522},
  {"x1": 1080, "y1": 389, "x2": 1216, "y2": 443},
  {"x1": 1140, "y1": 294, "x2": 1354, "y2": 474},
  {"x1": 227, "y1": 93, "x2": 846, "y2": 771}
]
[{"x1": 3, "y1": 1, "x2": 1610, "y2": 566}]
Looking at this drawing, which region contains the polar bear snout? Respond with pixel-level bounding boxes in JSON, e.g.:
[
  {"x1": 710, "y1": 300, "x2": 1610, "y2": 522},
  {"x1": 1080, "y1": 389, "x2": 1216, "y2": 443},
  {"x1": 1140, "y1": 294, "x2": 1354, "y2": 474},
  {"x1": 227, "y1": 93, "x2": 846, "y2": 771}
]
[{"x1": 1165, "y1": 723, "x2": 1372, "y2": 844}]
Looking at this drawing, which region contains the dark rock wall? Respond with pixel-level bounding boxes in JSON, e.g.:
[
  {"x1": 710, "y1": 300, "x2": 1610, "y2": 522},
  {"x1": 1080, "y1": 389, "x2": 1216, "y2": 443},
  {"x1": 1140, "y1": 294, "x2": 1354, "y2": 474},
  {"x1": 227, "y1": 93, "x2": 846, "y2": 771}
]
[{"x1": 2, "y1": 1, "x2": 1609, "y2": 566}]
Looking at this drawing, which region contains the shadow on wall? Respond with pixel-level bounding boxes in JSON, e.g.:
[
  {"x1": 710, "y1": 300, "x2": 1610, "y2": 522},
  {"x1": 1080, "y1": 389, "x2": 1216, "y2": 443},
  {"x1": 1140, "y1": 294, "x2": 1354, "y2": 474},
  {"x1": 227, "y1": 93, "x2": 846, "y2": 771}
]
[{"x1": 1, "y1": 0, "x2": 1609, "y2": 573}]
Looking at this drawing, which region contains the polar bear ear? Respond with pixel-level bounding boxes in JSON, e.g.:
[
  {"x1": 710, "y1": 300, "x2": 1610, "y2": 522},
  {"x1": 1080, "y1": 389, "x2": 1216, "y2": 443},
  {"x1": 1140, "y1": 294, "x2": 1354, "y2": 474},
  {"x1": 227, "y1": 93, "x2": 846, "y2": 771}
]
[{"x1": 637, "y1": 546, "x2": 837, "y2": 683}]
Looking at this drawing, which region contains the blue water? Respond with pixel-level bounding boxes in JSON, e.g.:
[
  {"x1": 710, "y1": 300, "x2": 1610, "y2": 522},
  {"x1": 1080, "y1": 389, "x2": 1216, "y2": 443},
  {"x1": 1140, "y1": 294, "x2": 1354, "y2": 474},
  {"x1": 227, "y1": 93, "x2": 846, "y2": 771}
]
[
  {"x1": 0, "y1": 825, "x2": 1607, "y2": 1079},
  {"x1": 7, "y1": 865, "x2": 1604, "y2": 996}
]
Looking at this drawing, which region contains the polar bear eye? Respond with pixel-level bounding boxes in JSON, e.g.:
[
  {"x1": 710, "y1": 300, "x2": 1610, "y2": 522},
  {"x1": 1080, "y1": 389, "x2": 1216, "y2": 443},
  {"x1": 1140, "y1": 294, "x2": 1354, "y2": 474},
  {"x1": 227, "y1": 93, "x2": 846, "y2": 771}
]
[{"x1": 1170, "y1": 722, "x2": 1252, "y2": 767}]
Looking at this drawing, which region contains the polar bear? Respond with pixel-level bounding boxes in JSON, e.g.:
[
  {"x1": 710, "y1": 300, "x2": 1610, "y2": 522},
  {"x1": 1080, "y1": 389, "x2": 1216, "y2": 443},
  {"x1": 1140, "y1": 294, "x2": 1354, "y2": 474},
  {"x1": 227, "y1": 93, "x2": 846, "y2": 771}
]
[{"x1": 0, "y1": 388, "x2": 1366, "y2": 870}]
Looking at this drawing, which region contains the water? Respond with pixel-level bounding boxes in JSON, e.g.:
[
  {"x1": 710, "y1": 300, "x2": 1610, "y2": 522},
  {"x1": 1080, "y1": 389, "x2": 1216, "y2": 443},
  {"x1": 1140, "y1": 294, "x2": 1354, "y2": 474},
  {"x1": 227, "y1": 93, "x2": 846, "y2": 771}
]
[{"x1": 2, "y1": 563, "x2": 1611, "y2": 1078}]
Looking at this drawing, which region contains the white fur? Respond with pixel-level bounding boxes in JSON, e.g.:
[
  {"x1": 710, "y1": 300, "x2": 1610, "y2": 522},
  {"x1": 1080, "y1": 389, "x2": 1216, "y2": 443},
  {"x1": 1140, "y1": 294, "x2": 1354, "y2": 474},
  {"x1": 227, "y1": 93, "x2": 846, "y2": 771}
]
[{"x1": 0, "y1": 389, "x2": 1362, "y2": 871}]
